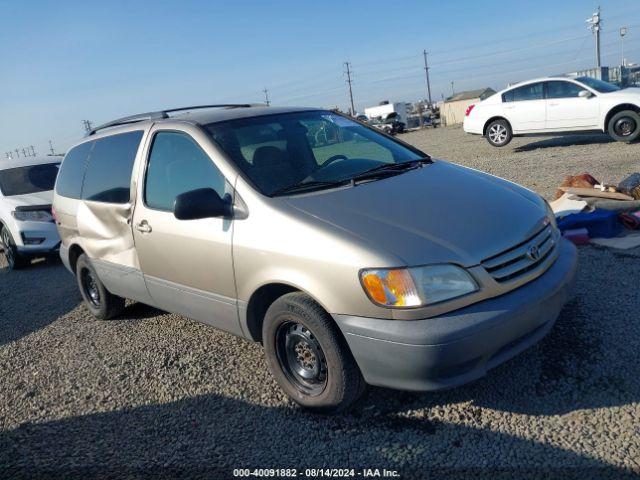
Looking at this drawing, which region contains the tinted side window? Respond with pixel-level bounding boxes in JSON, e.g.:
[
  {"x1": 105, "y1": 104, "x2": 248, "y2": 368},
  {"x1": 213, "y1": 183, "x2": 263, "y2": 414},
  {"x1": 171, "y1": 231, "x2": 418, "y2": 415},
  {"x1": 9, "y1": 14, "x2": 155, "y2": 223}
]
[
  {"x1": 55, "y1": 141, "x2": 93, "y2": 199},
  {"x1": 512, "y1": 83, "x2": 544, "y2": 101},
  {"x1": 82, "y1": 131, "x2": 143, "y2": 203},
  {"x1": 145, "y1": 131, "x2": 226, "y2": 211},
  {"x1": 546, "y1": 81, "x2": 583, "y2": 99},
  {"x1": 502, "y1": 90, "x2": 514, "y2": 103}
]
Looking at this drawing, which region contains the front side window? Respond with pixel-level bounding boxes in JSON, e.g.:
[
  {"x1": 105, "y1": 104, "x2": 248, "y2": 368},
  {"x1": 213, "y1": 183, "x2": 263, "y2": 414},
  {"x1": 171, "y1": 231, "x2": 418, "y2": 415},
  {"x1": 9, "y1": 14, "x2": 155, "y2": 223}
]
[
  {"x1": 546, "y1": 81, "x2": 584, "y2": 99},
  {"x1": 205, "y1": 111, "x2": 422, "y2": 196},
  {"x1": 0, "y1": 163, "x2": 60, "y2": 196},
  {"x1": 144, "y1": 131, "x2": 226, "y2": 211},
  {"x1": 510, "y1": 82, "x2": 544, "y2": 102},
  {"x1": 82, "y1": 131, "x2": 143, "y2": 203}
]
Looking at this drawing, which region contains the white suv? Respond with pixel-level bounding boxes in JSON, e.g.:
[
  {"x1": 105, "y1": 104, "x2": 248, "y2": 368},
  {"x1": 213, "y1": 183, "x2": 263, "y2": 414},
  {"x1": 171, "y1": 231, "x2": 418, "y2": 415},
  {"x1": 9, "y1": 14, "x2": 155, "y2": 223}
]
[
  {"x1": 463, "y1": 76, "x2": 640, "y2": 146},
  {"x1": 0, "y1": 156, "x2": 62, "y2": 270}
]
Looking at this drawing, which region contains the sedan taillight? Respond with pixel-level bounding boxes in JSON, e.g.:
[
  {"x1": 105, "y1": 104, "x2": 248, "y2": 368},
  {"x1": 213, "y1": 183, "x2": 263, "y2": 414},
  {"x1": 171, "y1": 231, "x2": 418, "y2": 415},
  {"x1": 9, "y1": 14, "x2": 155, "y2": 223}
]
[{"x1": 465, "y1": 104, "x2": 476, "y2": 117}]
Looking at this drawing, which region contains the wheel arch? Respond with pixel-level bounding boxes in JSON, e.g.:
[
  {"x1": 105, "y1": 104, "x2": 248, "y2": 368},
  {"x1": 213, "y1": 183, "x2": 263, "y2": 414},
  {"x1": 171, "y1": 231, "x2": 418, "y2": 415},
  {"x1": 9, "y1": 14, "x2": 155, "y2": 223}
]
[
  {"x1": 604, "y1": 104, "x2": 640, "y2": 131},
  {"x1": 67, "y1": 243, "x2": 85, "y2": 275},
  {"x1": 483, "y1": 116, "x2": 511, "y2": 136},
  {"x1": 243, "y1": 281, "x2": 333, "y2": 343}
]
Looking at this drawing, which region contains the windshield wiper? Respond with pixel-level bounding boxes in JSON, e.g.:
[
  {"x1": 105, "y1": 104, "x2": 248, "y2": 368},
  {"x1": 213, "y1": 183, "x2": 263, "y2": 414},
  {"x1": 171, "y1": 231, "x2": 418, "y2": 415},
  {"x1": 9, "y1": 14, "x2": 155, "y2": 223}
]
[
  {"x1": 348, "y1": 158, "x2": 431, "y2": 184},
  {"x1": 271, "y1": 179, "x2": 349, "y2": 197}
]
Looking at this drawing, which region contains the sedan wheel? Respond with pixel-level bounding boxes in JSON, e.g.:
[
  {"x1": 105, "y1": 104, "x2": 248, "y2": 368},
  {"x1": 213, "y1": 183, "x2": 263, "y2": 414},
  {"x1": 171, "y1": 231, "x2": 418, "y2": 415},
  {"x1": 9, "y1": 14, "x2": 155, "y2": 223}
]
[
  {"x1": 608, "y1": 110, "x2": 640, "y2": 142},
  {"x1": 485, "y1": 119, "x2": 513, "y2": 147},
  {"x1": 1, "y1": 228, "x2": 15, "y2": 270}
]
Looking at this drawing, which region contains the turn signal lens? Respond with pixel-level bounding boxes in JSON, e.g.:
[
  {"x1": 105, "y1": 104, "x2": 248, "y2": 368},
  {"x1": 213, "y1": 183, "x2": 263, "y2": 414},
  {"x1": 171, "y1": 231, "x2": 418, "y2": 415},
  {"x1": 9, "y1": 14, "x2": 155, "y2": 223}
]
[{"x1": 360, "y1": 269, "x2": 421, "y2": 307}]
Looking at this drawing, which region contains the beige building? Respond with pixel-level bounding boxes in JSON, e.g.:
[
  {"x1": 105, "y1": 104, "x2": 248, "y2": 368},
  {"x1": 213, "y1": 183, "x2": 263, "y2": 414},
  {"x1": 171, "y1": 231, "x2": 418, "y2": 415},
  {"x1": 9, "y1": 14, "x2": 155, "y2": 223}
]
[{"x1": 440, "y1": 88, "x2": 496, "y2": 126}]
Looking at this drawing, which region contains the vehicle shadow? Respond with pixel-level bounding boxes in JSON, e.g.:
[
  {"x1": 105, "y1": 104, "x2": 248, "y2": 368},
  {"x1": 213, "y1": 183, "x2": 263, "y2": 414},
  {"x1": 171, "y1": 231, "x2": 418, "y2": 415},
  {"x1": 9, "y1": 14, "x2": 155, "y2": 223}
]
[
  {"x1": 0, "y1": 259, "x2": 81, "y2": 347},
  {"x1": 514, "y1": 134, "x2": 614, "y2": 152},
  {"x1": 0, "y1": 391, "x2": 634, "y2": 479}
]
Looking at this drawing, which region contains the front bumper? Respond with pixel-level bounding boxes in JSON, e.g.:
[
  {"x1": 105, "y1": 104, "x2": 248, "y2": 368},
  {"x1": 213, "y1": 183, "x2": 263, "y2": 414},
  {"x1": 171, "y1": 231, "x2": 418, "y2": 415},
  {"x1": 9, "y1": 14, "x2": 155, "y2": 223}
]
[
  {"x1": 13, "y1": 221, "x2": 60, "y2": 256},
  {"x1": 334, "y1": 238, "x2": 578, "y2": 391}
]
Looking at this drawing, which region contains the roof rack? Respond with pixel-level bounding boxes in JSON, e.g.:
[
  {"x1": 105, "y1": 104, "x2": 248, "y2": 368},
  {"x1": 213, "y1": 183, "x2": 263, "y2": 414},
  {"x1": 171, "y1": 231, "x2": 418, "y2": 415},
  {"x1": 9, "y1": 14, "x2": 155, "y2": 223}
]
[{"x1": 87, "y1": 104, "x2": 264, "y2": 136}]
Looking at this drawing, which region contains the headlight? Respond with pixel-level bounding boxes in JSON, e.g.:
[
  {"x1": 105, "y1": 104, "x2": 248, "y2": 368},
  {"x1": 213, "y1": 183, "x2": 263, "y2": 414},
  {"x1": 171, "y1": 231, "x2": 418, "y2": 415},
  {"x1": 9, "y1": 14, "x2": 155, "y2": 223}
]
[
  {"x1": 360, "y1": 264, "x2": 478, "y2": 308},
  {"x1": 12, "y1": 210, "x2": 53, "y2": 222}
]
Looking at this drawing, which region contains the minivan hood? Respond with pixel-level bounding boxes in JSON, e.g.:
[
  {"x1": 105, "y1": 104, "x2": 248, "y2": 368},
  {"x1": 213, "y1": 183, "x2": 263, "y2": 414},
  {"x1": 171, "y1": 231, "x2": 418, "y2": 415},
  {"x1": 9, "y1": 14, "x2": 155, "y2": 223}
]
[
  {"x1": 285, "y1": 161, "x2": 547, "y2": 266},
  {"x1": 2, "y1": 190, "x2": 53, "y2": 208}
]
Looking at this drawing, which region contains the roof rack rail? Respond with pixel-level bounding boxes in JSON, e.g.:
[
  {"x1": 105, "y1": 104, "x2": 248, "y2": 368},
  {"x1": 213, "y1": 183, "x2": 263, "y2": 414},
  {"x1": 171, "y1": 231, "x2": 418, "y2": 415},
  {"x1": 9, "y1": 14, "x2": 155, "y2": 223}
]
[{"x1": 87, "y1": 104, "x2": 265, "y2": 136}]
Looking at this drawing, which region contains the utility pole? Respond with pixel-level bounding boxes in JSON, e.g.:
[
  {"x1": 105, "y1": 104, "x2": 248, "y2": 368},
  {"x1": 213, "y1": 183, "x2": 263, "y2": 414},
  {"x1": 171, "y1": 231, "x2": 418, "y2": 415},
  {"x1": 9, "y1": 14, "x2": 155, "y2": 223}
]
[
  {"x1": 262, "y1": 87, "x2": 270, "y2": 106},
  {"x1": 49, "y1": 140, "x2": 55, "y2": 155},
  {"x1": 450, "y1": 81, "x2": 455, "y2": 96},
  {"x1": 423, "y1": 49, "x2": 433, "y2": 107},
  {"x1": 620, "y1": 26, "x2": 628, "y2": 67},
  {"x1": 82, "y1": 119, "x2": 93, "y2": 134},
  {"x1": 587, "y1": 6, "x2": 602, "y2": 69},
  {"x1": 344, "y1": 61, "x2": 355, "y2": 116}
]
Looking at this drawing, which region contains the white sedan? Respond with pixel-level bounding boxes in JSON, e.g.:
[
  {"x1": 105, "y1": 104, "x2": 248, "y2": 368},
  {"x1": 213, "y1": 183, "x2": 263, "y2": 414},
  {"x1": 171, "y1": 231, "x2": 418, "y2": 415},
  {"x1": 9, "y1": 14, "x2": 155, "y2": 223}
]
[{"x1": 463, "y1": 76, "x2": 640, "y2": 146}]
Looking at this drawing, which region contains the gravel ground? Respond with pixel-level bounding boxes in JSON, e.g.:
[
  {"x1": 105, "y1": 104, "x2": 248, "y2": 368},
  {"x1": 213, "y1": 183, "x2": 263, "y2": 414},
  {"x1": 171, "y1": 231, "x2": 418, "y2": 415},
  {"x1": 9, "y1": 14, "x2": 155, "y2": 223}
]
[{"x1": 1, "y1": 128, "x2": 640, "y2": 479}]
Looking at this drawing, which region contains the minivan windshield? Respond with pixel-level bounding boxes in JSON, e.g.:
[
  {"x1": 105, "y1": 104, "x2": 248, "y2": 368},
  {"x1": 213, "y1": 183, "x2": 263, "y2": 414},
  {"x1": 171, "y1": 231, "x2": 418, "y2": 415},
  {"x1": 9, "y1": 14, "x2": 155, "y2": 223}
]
[
  {"x1": 0, "y1": 163, "x2": 60, "y2": 196},
  {"x1": 205, "y1": 111, "x2": 425, "y2": 196},
  {"x1": 575, "y1": 76, "x2": 621, "y2": 93}
]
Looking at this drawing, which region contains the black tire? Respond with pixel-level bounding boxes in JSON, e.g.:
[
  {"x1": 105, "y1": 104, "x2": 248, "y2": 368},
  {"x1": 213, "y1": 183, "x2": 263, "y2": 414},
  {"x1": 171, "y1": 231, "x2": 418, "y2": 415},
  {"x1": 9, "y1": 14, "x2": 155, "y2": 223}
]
[
  {"x1": 607, "y1": 110, "x2": 640, "y2": 142},
  {"x1": 76, "y1": 254, "x2": 125, "y2": 319},
  {"x1": 262, "y1": 292, "x2": 366, "y2": 413},
  {"x1": 485, "y1": 119, "x2": 513, "y2": 147},
  {"x1": 1, "y1": 226, "x2": 28, "y2": 271}
]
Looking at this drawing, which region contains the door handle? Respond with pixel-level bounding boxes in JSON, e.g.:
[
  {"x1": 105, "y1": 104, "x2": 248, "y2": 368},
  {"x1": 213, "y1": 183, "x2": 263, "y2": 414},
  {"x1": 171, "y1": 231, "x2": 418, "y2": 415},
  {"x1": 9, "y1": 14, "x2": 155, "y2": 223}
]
[{"x1": 135, "y1": 221, "x2": 152, "y2": 234}]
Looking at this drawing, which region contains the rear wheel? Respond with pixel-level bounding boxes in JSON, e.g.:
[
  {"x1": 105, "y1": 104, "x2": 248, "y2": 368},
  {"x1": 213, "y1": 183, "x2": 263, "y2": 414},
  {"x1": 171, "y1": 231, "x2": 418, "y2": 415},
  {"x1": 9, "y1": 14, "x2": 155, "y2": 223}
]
[
  {"x1": 608, "y1": 110, "x2": 640, "y2": 142},
  {"x1": 76, "y1": 254, "x2": 125, "y2": 319},
  {"x1": 263, "y1": 292, "x2": 366, "y2": 413},
  {"x1": 485, "y1": 119, "x2": 513, "y2": 147},
  {"x1": 0, "y1": 227, "x2": 28, "y2": 271}
]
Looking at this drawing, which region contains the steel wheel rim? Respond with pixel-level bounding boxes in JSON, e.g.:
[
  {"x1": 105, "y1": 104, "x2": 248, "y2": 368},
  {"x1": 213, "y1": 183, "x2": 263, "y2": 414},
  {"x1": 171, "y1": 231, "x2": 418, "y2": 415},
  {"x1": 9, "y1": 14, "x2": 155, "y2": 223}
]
[
  {"x1": 615, "y1": 117, "x2": 636, "y2": 137},
  {"x1": 1, "y1": 230, "x2": 14, "y2": 269},
  {"x1": 81, "y1": 268, "x2": 101, "y2": 308},
  {"x1": 275, "y1": 321, "x2": 328, "y2": 396},
  {"x1": 489, "y1": 124, "x2": 507, "y2": 144}
]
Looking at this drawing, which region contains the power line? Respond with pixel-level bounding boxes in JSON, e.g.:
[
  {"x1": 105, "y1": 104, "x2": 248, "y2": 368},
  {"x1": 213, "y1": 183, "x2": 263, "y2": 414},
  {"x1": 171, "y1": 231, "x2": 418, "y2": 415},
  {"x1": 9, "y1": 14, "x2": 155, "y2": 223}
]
[{"x1": 344, "y1": 61, "x2": 355, "y2": 115}]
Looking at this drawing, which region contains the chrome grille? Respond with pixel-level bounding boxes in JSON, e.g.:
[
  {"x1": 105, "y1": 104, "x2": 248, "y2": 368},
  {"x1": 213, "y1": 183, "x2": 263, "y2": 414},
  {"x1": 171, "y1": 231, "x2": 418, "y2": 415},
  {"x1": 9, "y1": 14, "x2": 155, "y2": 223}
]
[{"x1": 482, "y1": 224, "x2": 557, "y2": 283}]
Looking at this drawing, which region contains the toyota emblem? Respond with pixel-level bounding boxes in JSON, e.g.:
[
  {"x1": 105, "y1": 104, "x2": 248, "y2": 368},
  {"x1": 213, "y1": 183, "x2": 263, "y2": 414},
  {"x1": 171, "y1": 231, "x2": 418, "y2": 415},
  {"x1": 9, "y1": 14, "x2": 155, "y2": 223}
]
[{"x1": 527, "y1": 245, "x2": 540, "y2": 261}]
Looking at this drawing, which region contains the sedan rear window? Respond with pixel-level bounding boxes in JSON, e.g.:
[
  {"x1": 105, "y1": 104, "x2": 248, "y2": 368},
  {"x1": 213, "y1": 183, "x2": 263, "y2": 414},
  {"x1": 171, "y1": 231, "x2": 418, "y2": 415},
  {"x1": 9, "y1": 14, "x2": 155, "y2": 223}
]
[{"x1": 0, "y1": 163, "x2": 60, "y2": 196}]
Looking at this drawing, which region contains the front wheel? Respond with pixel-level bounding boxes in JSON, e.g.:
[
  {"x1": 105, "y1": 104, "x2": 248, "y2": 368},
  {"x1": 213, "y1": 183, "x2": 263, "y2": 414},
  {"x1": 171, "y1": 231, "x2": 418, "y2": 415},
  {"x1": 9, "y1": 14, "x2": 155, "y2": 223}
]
[
  {"x1": 608, "y1": 110, "x2": 640, "y2": 142},
  {"x1": 76, "y1": 254, "x2": 125, "y2": 319},
  {"x1": 485, "y1": 119, "x2": 513, "y2": 147},
  {"x1": 262, "y1": 292, "x2": 366, "y2": 413}
]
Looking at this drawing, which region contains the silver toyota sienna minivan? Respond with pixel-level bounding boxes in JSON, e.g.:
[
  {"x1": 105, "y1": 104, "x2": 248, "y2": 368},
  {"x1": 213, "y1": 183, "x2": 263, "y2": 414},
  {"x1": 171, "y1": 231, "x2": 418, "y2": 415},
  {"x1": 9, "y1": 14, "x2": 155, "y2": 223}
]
[{"x1": 53, "y1": 105, "x2": 577, "y2": 412}]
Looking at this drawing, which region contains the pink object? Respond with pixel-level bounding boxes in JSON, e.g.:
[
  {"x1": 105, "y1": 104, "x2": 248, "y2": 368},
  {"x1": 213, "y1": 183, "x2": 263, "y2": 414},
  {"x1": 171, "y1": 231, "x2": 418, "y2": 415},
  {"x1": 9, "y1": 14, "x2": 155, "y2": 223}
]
[
  {"x1": 632, "y1": 211, "x2": 640, "y2": 219},
  {"x1": 563, "y1": 228, "x2": 590, "y2": 245}
]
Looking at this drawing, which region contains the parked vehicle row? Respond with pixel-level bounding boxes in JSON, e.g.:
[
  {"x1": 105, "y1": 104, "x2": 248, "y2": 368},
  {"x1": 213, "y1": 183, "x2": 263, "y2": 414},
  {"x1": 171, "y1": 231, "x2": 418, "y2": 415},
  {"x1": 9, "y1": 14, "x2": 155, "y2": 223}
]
[
  {"x1": 464, "y1": 76, "x2": 640, "y2": 146},
  {"x1": 50, "y1": 104, "x2": 576, "y2": 412}
]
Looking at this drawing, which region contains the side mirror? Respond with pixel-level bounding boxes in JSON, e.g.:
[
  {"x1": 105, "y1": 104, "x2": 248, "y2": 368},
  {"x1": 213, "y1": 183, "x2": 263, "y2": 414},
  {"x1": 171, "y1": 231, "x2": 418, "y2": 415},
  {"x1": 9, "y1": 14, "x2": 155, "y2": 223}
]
[
  {"x1": 578, "y1": 90, "x2": 593, "y2": 98},
  {"x1": 173, "y1": 188, "x2": 233, "y2": 220}
]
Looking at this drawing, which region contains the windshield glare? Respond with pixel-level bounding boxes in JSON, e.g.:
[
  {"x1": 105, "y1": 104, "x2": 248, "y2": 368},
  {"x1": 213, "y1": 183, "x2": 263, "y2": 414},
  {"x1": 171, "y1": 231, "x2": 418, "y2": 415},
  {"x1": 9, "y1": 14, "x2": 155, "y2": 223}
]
[
  {"x1": 205, "y1": 111, "x2": 423, "y2": 195},
  {"x1": 575, "y1": 76, "x2": 620, "y2": 93},
  {"x1": 0, "y1": 163, "x2": 60, "y2": 196}
]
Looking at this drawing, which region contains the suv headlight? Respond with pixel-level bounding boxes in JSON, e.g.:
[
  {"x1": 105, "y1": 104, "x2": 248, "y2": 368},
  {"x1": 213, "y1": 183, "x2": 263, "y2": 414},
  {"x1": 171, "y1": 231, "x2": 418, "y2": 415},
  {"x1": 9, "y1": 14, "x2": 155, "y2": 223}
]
[
  {"x1": 360, "y1": 264, "x2": 478, "y2": 308},
  {"x1": 12, "y1": 210, "x2": 53, "y2": 222}
]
